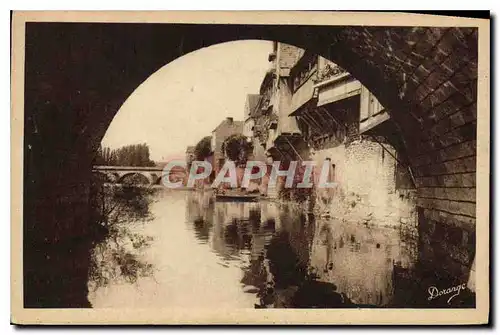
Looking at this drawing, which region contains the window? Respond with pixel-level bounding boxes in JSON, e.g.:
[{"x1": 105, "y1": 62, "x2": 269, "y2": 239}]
[
  {"x1": 330, "y1": 163, "x2": 336, "y2": 183},
  {"x1": 324, "y1": 158, "x2": 336, "y2": 183}
]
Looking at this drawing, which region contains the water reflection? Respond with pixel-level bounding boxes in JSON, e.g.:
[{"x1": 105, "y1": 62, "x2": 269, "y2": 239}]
[
  {"x1": 186, "y1": 191, "x2": 214, "y2": 243},
  {"x1": 310, "y1": 219, "x2": 405, "y2": 306},
  {"x1": 88, "y1": 189, "x2": 475, "y2": 308},
  {"x1": 185, "y1": 192, "x2": 397, "y2": 307}
]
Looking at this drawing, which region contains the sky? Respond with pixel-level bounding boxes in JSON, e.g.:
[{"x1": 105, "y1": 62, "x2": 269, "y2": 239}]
[{"x1": 101, "y1": 40, "x2": 272, "y2": 162}]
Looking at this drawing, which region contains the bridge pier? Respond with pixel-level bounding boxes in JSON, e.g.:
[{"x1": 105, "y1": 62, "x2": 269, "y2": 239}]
[{"x1": 24, "y1": 149, "x2": 96, "y2": 307}]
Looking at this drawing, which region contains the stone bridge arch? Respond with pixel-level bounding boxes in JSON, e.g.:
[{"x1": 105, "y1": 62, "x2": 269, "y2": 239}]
[
  {"x1": 117, "y1": 172, "x2": 152, "y2": 185},
  {"x1": 21, "y1": 18, "x2": 482, "y2": 307}
]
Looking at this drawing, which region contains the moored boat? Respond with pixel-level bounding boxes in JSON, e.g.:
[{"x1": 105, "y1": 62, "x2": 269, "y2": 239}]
[
  {"x1": 215, "y1": 194, "x2": 260, "y2": 202},
  {"x1": 214, "y1": 188, "x2": 261, "y2": 202}
]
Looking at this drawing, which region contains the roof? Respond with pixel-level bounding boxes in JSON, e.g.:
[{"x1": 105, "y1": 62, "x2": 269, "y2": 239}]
[
  {"x1": 259, "y1": 68, "x2": 276, "y2": 94},
  {"x1": 212, "y1": 118, "x2": 244, "y2": 133},
  {"x1": 245, "y1": 94, "x2": 261, "y2": 119}
]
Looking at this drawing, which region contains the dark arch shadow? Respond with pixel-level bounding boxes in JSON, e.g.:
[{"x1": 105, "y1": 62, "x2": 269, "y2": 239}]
[
  {"x1": 93, "y1": 171, "x2": 113, "y2": 184},
  {"x1": 118, "y1": 172, "x2": 151, "y2": 185}
]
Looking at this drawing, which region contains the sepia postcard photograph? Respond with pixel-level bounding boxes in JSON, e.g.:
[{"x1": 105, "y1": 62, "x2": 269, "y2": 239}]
[{"x1": 10, "y1": 11, "x2": 490, "y2": 325}]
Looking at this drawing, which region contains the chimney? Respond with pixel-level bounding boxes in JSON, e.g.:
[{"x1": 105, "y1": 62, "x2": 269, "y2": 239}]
[{"x1": 226, "y1": 117, "x2": 233, "y2": 124}]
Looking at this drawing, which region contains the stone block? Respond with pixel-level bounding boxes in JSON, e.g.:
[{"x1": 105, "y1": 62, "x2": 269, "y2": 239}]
[
  {"x1": 418, "y1": 187, "x2": 476, "y2": 203},
  {"x1": 417, "y1": 197, "x2": 476, "y2": 217}
]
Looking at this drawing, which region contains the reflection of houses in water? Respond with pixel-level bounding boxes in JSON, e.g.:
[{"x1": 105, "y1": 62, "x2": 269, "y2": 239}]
[
  {"x1": 252, "y1": 202, "x2": 280, "y2": 259},
  {"x1": 185, "y1": 191, "x2": 214, "y2": 243},
  {"x1": 210, "y1": 201, "x2": 283, "y2": 262},
  {"x1": 185, "y1": 192, "x2": 275, "y2": 262},
  {"x1": 252, "y1": 213, "x2": 354, "y2": 308},
  {"x1": 309, "y1": 218, "x2": 417, "y2": 306},
  {"x1": 276, "y1": 206, "x2": 315, "y2": 274},
  {"x1": 182, "y1": 193, "x2": 466, "y2": 308},
  {"x1": 211, "y1": 201, "x2": 259, "y2": 260}
]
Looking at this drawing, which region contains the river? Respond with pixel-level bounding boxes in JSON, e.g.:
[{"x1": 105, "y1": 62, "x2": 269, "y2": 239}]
[{"x1": 87, "y1": 187, "x2": 474, "y2": 308}]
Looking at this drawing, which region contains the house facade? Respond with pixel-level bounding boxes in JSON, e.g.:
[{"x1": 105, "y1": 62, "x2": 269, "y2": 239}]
[
  {"x1": 185, "y1": 145, "x2": 195, "y2": 166},
  {"x1": 243, "y1": 94, "x2": 267, "y2": 163},
  {"x1": 211, "y1": 117, "x2": 244, "y2": 175},
  {"x1": 248, "y1": 42, "x2": 417, "y2": 228}
]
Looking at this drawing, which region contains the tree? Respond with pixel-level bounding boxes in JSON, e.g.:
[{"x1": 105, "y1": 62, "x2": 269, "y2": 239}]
[
  {"x1": 94, "y1": 143, "x2": 156, "y2": 167},
  {"x1": 88, "y1": 178, "x2": 157, "y2": 290},
  {"x1": 222, "y1": 134, "x2": 254, "y2": 166},
  {"x1": 194, "y1": 136, "x2": 213, "y2": 161}
]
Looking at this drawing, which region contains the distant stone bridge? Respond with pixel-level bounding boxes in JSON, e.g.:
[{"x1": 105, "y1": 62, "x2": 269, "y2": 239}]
[{"x1": 92, "y1": 165, "x2": 185, "y2": 185}]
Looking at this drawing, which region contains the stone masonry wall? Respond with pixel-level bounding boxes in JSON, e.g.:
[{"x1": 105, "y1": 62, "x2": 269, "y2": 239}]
[
  {"x1": 311, "y1": 139, "x2": 418, "y2": 230},
  {"x1": 277, "y1": 43, "x2": 305, "y2": 70}
]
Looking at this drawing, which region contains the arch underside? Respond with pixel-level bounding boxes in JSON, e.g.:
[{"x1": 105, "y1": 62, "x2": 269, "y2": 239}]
[{"x1": 118, "y1": 172, "x2": 152, "y2": 185}]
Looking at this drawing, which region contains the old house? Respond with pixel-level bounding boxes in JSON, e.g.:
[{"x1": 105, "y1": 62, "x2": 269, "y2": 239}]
[
  {"x1": 243, "y1": 94, "x2": 266, "y2": 162},
  {"x1": 249, "y1": 42, "x2": 417, "y2": 228},
  {"x1": 185, "y1": 145, "x2": 195, "y2": 166},
  {"x1": 211, "y1": 117, "x2": 244, "y2": 175},
  {"x1": 289, "y1": 48, "x2": 416, "y2": 227},
  {"x1": 243, "y1": 94, "x2": 261, "y2": 138}
]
